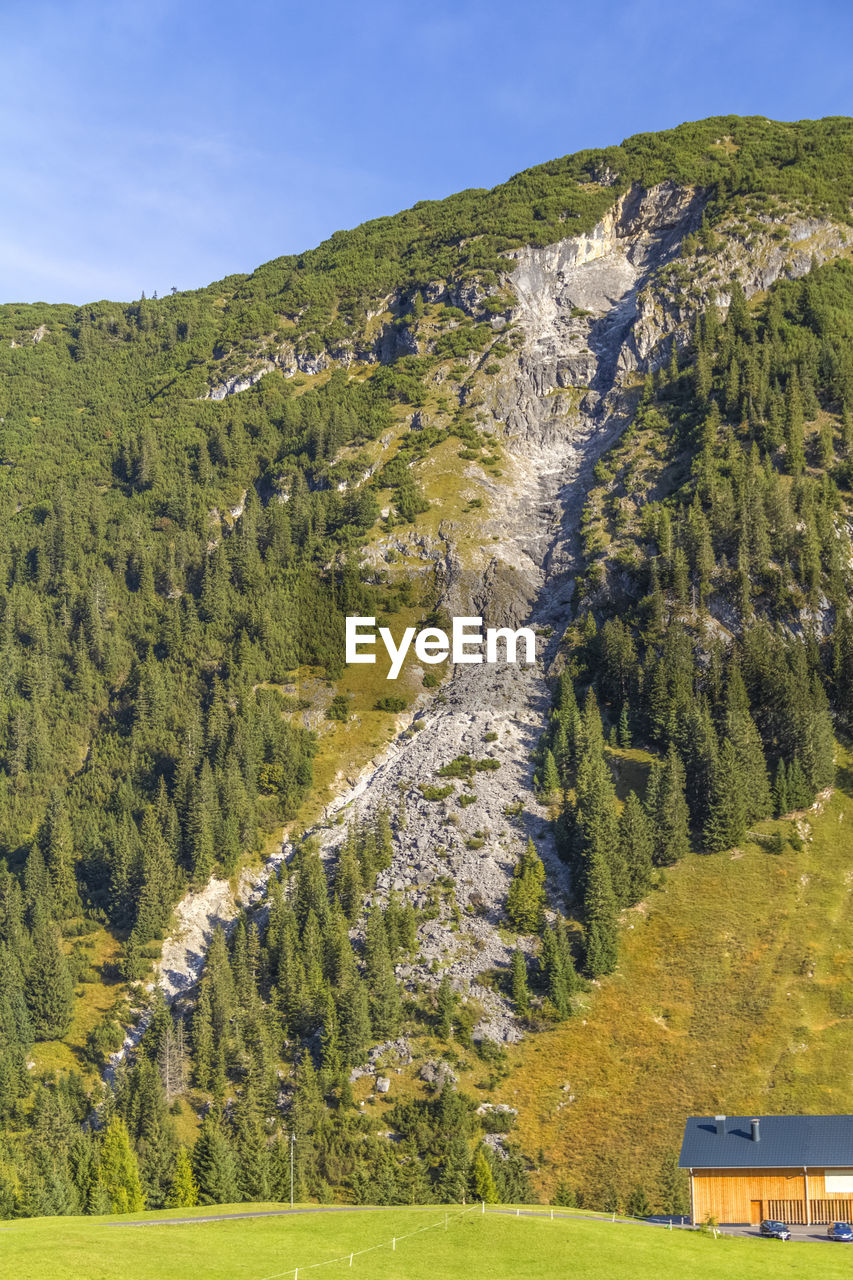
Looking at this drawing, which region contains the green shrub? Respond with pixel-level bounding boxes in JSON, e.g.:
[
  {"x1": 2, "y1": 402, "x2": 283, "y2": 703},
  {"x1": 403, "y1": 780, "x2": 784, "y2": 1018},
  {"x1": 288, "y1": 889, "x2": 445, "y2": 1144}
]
[{"x1": 375, "y1": 695, "x2": 408, "y2": 713}]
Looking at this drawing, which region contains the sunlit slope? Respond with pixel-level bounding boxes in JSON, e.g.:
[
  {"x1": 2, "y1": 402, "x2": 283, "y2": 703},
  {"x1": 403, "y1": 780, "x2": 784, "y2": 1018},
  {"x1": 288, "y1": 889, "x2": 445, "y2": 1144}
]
[{"x1": 499, "y1": 750, "x2": 853, "y2": 1200}]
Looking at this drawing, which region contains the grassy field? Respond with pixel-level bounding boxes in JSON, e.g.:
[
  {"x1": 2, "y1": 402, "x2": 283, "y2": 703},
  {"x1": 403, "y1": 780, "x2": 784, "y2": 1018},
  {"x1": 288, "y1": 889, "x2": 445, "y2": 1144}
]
[{"x1": 0, "y1": 1204, "x2": 848, "y2": 1280}]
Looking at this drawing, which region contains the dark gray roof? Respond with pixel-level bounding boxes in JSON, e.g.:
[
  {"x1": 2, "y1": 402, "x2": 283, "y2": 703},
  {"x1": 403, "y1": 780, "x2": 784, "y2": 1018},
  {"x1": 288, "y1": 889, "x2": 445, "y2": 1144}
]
[{"x1": 680, "y1": 1116, "x2": 853, "y2": 1169}]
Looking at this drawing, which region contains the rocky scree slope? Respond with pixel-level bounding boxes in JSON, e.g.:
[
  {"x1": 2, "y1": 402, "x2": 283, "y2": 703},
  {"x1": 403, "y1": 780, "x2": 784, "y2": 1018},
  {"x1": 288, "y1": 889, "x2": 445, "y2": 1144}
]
[{"x1": 117, "y1": 182, "x2": 853, "y2": 1071}]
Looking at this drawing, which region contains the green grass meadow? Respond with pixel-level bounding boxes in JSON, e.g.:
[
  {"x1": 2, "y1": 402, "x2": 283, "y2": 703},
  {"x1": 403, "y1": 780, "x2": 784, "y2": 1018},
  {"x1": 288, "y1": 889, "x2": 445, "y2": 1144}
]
[{"x1": 0, "y1": 1205, "x2": 849, "y2": 1280}]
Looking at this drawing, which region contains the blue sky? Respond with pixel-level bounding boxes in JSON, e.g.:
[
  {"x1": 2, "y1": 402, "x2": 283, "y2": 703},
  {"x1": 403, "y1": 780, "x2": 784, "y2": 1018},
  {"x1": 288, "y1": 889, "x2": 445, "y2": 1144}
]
[{"x1": 2, "y1": 0, "x2": 851, "y2": 304}]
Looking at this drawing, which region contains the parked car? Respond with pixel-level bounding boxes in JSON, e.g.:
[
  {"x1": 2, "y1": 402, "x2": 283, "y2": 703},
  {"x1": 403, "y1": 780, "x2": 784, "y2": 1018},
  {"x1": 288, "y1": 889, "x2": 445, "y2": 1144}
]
[
  {"x1": 827, "y1": 1222, "x2": 853, "y2": 1241},
  {"x1": 759, "y1": 1220, "x2": 790, "y2": 1240}
]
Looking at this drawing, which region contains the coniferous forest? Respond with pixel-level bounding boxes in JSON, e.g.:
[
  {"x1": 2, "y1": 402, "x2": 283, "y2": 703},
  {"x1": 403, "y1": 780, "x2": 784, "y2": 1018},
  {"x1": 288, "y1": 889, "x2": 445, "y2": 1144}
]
[{"x1": 3, "y1": 115, "x2": 853, "y2": 1216}]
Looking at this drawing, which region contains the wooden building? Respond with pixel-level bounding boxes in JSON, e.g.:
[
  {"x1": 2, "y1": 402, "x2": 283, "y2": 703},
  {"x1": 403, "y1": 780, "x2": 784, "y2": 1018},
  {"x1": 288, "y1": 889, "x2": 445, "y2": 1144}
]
[{"x1": 679, "y1": 1114, "x2": 853, "y2": 1225}]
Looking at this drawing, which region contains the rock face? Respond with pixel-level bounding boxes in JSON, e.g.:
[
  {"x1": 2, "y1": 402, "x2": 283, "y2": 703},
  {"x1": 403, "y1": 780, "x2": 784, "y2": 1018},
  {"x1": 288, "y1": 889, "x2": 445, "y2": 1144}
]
[
  {"x1": 126, "y1": 184, "x2": 853, "y2": 1066},
  {"x1": 505, "y1": 182, "x2": 707, "y2": 414}
]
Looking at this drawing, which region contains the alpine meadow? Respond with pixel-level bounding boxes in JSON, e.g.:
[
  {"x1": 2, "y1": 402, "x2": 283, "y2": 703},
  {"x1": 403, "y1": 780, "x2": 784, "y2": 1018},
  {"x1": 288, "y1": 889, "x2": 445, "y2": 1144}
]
[{"x1": 4, "y1": 115, "x2": 853, "y2": 1242}]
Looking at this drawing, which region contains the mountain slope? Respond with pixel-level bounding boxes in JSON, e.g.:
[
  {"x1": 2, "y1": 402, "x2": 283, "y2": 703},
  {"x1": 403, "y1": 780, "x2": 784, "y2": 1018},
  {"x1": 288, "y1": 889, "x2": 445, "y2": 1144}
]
[{"x1": 3, "y1": 115, "x2": 853, "y2": 1216}]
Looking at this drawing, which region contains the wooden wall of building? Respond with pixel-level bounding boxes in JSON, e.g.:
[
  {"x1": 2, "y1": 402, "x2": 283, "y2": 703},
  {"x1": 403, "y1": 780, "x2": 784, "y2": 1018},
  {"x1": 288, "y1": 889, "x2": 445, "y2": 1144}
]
[
  {"x1": 692, "y1": 1168, "x2": 808, "y2": 1224},
  {"x1": 691, "y1": 1168, "x2": 853, "y2": 1224}
]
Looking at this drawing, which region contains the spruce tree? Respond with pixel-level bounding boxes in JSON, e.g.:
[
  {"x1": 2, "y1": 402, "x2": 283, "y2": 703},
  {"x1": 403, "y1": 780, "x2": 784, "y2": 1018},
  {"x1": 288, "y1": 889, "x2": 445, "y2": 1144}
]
[
  {"x1": 722, "y1": 667, "x2": 771, "y2": 823},
  {"x1": 583, "y1": 849, "x2": 618, "y2": 978},
  {"x1": 574, "y1": 730, "x2": 620, "y2": 893},
  {"x1": 374, "y1": 808, "x2": 394, "y2": 871},
  {"x1": 617, "y1": 792, "x2": 654, "y2": 905},
  {"x1": 335, "y1": 830, "x2": 363, "y2": 922},
  {"x1": 472, "y1": 1147, "x2": 499, "y2": 1204},
  {"x1": 439, "y1": 1133, "x2": 470, "y2": 1203},
  {"x1": 98, "y1": 1117, "x2": 145, "y2": 1213},
  {"x1": 787, "y1": 756, "x2": 812, "y2": 809},
  {"x1": 704, "y1": 738, "x2": 747, "y2": 852},
  {"x1": 364, "y1": 908, "x2": 401, "y2": 1038},
  {"x1": 192, "y1": 983, "x2": 214, "y2": 1091},
  {"x1": 192, "y1": 1113, "x2": 239, "y2": 1206},
  {"x1": 41, "y1": 792, "x2": 78, "y2": 916},
  {"x1": 540, "y1": 925, "x2": 571, "y2": 1017},
  {"x1": 541, "y1": 749, "x2": 561, "y2": 798},
  {"x1": 510, "y1": 947, "x2": 529, "y2": 1015},
  {"x1": 185, "y1": 760, "x2": 217, "y2": 883},
  {"x1": 232, "y1": 1079, "x2": 271, "y2": 1202},
  {"x1": 167, "y1": 1146, "x2": 198, "y2": 1208},
  {"x1": 658, "y1": 1151, "x2": 689, "y2": 1216},
  {"x1": 338, "y1": 977, "x2": 371, "y2": 1066},
  {"x1": 435, "y1": 974, "x2": 455, "y2": 1038},
  {"x1": 773, "y1": 758, "x2": 789, "y2": 817},
  {"x1": 320, "y1": 987, "x2": 343, "y2": 1078},
  {"x1": 506, "y1": 839, "x2": 546, "y2": 933},
  {"x1": 27, "y1": 914, "x2": 74, "y2": 1040},
  {"x1": 653, "y1": 747, "x2": 691, "y2": 866}
]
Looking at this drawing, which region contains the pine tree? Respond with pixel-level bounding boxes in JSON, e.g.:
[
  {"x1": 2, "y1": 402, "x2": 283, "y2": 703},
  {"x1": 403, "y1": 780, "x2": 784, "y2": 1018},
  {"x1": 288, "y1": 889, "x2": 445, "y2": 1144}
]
[
  {"x1": 472, "y1": 1147, "x2": 499, "y2": 1203},
  {"x1": 617, "y1": 792, "x2": 653, "y2": 905},
  {"x1": 541, "y1": 749, "x2": 561, "y2": 797},
  {"x1": 192, "y1": 1113, "x2": 239, "y2": 1206},
  {"x1": 364, "y1": 908, "x2": 401, "y2": 1037},
  {"x1": 135, "y1": 809, "x2": 174, "y2": 941},
  {"x1": 435, "y1": 975, "x2": 455, "y2": 1038},
  {"x1": 658, "y1": 1151, "x2": 689, "y2": 1216},
  {"x1": 439, "y1": 1133, "x2": 470, "y2": 1203},
  {"x1": 123, "y1": 1057, "x2": 177, "y2": 1209},
  {"x1": 232, "y1": 1079, "x2": 270, "y2": 1202},
  {"x1": 338, "y1": 977, "x2": 371, "y2": 1066},
  {"x1": 320, "y1": 987, "x2": 343, "y2": 1078},
  {"x1": 722, "y1": 667, "x2": 771, "y2": 823},
  {"x1": 121, "y1": 929, "x2": 144, "y2": 982},
  {"x1": 583, "y1": 849, "x2": 618, "y2": 978},
  {"x1": 98, "y1": 1117, "x2": 145, "y2": 1213},
  {"x1": 324, "y1": 898, "x2": 356, "y2": 987},
  {"x1": 626, "y1": 1183, "x2": 651, "y2": 1218},
  {"x1": 652, "y1": 746, "x2": 691, "y2": 866},
  {"x1": 506, "y1": 839, "x2": 546, "y2": 933},
  {"x1": 681, "y1": 697, "x2": 718, "y2": 830},
  {"x1": 785, "y1": 369, "x2": 806, "y2": 474},
  {"x1": 773, "y1": 758, "x2": 789, "y2": 817},
  {"x1": 41, "y1": 792, "x2": 78, "y2": 916},
  {"x1": 185, "y1": 760, "x2": 217, "y2": 883},
  {"x1": 510, "y1": 947, "x2": 529, "y2": 1015},
  {"x1": 167, "y1": 1146, "x2": 198, "y2": 1208},
  {"x1": 192, "y1": 983, "x2": 214, "y2": 1090},
  {"x1": 292, "y1": 1051, "x2": 324, "y2": 1149},
  {"x1": 26, "y1": 914, "x2": 74, "y2": 1040},
  {"x1": 703, "y1": 738, "x2": 747, "y2": 852},
  {"x1": 574, "y1": 731, "x2": 620, "y2": 893},
  {"x1": 787, "y1": 756, "x2": 812, "y2": 809},
  {"x1": 540, "y1": 925, "x2": 571, "y2": 1017},
  {"x1": 335, "y1": 831, "x2": 363, "y2": 922},
  {"x1": 400, "y1": 898, "x2": 417, "y2": 954},
  {"x1": 374, "y1": 807, "x2": 394, "y2": 870}
]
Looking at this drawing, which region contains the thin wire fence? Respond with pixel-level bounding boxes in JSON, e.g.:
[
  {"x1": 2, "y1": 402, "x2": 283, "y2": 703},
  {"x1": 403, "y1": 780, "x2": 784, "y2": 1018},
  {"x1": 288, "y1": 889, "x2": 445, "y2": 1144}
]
[
  {"x1": 255, "y1": 1203, "x2": 481, "y2": 1280},
  {"x1": 252, "y1": 1201, "x2": 693, "y2": 1280}
]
